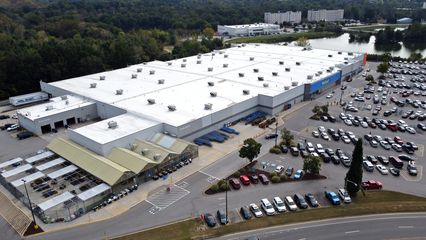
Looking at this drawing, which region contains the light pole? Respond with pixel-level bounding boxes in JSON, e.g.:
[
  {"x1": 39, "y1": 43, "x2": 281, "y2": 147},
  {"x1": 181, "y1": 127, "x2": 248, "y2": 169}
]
[
  {"x1": 22, "y1": 179, "x2": 38, "y2": 229},
  {"x1": 274, "y1": 120, "x2": 279, "y2": 147},
  {"x1": 225, "y1": 180, "x2": 228, "y2": 224}
]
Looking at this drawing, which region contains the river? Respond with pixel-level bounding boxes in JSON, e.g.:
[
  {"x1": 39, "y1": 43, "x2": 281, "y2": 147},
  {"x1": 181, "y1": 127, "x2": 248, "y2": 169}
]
[{"x1": 307, "y1": 33, "x2": 426, "y2": 58}]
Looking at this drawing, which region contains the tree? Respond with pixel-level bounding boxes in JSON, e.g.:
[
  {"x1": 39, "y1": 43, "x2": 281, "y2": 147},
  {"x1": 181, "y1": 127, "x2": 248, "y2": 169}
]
[
  {"x1": 202, "y1": 27, "x2": 215, "y2": 39},
  {"x1": 303, "y1": 155, "x2": 321, "y2": 175},
  {"x1": 320, "y1": 105, "x2": 328, "y2": 115},
  {"x1": 239, "y1": 138, "x2": 262, "y2": 163},
  {"x1": 365, "y1": 74, "x2": 374, "y2": 82},
  {"x1": 377, "y1": 62, "x2": 389, "y2": 74},
  {"x1": 312, "y1": 105, "x2": 321, "y2": 115},
  {"x1": 295, "y1": 37, "x2": 309, "y2": 47},
  {"x1": 345, "y1": 139, "x2": 363, "y2": 196},
  {"x1": 280, "y1": 128, "x2": 294, "y2": 147}
]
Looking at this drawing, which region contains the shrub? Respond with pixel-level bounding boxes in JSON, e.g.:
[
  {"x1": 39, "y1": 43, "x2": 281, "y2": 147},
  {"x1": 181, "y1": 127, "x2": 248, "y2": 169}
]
[
  {"x1": 232, "y1": 170, "x2": 241, "y2": 178},
  {"x1": 271, "y1": 175, "x2": 281, "y2": 183},
  {"x1": 217, "y1": 179, "x2": 226, "y2": 186},
  {"x1": 210, "y1": 184, "x2": 219, "y2": 192},
  {"x1": 219, "y1": 182, "x2": 230, "y2": 191},
  {"x1": 269, "y1": 146, "x2": 281, "y2": 154},
  {"x1": 270, "y1": 172, "x2": 278, "y2": 178},
  {"x1": 280, "y1": 175, "x2": 288, "y2": 182}
]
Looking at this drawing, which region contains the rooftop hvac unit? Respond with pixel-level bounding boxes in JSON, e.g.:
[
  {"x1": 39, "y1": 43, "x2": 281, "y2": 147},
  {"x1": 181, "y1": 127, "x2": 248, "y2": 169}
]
[
  {"x1": 168, "y1": 105, "x2": 176, "y2": 111},
  {"x1": 255, "y1": 44, "x2": 260, "y2": 46},
  {"x1": 285, "y1": 67, "x2": 291, "y2": 72},
  {"x1": 242, "y1": 44, "x2": 246, "y2": 47},
  {"x1": 344, "y1": 57, "x2": 348, "y2": 60},
  {"x1": 61, "y1": 96, "x2": 68, "y2": 100},
  {"x1": 108, "y1": 121, "x2": 118, "y2": 129},
  {"x1": 182, "y1": 59, "x2": 187, "y2": 62},
  {"x1": 181, "y1": 63, "x2": 186, "y2": 68},
  {"x1": 326, "y1": 69, "x2": 331, "y2": 72},
  {"x1": 153, "y1": 153, "x2": 161, "y2": 161},
  {"x1": 253, "y1": 68, "x2": 259, "y2": 73},
  {"x1": 130, "y1": 143, "x2": 137, "y2": 151},
  {"x1": 137, "y1": 68, "x2": 142, "y2": 72},
  {"x1": 307, "y1": 75, "x2": 313, "y2": 79},
  {"x1": 90, "y1": 83, "x2": 97, "y2": 88},
  {"x1": 239, "y1": 73, "x2": 245, "y2": 77},
  {"x1": 208, "y1": 81, "x2": 214, "y2": 86},
  {"x1": 338, "y1": 51, "x2": 342, "y2": 55},
  {"x1": 223, "y1": 63, "x2": 228, "y2": 68},
  {"x1": 149, "y1": 70, "x2": 155, "y2": 75},
  {"x1": 291, "y1": 81, "x2": 298, "y2": 86},
  {"x1": 158, "y1": 79, "x2": 165, "y2": 84},
  {"x1": 212, "y1": 53, "x2": 215, "y2": 56},
  {"x1": 210, "y1": 92, "x2": 217, "y2": 97},
  {"x1": 197, "y1": 55, "x2": 201, "y2": 59},
  {"x1": 328, "y1": 54, "x2": 333, "y2": 58},
  {"x1": 243, "y1": 89, "x2": 250, "y2": 95},
  {"x1": 284, "y1": 86, "x2": 290, "y2": 90},
  {"x1": 219, "y1": 51, "x2": 224, "y2": 54},
  {"x1": 65, "y1": 100, "x2": 69, "y2": 105},
  {"x1": 344, "y1": 61, "x2": 348, "y2": 64},
  {"x1": 204, "y1": 103, "x2": 213, "y2": 110},
  {"x1": 142, "y1": 62, "x2": 147, "y2": 65},
  {"x1": 147, "y1": 99, "x2": 156, "y2": 104},
  {"x1": 329, "y1": 66, "x2": 335, "y2": 70},
  {"x1": 272, "y1": 72, "x2": 278, "y2": 76},
  {"x1": 318, "y1": 71, "x2": 323, "y2": 75},
  {"x1": 258, "y1": 76, "x2": 264, "y2": 81},
  {"x1": 141, "y1": 148, "x2": 149, "y2": 155},
  {"x1": 279, "y1": 61, "x2": 284, "y2": 65},
  {"x1": 99, "y1": 75, "x2": 106, "y2": 80},
  {"x1": 45, "y1": 105, "x2": 53, "y2": 111},
  {"x1": 224, "y1": 54, "x2": 228, "y2": 58},
  {"x1": 116, "y1": 89, "x2": 123, "y2": 95},
  {"x1": 263, "y1": 83, "x2": 269, "y2": 88},
  {"x1": 196, "y1": 60, "x2": 202, "y2": 64},
  {"x1": 249, "y1": 57, "x2": 254, "y2": 61},
  {"x1": 296, "y1": 62, "x2": 301, "y2": 66},
  {"x1": 167, "y1": 62, "x2": 172, "y2": 66},
  {"x1": 208, "y1": 67, "x2": 213, "y2": 72},
  {"x1": 315, "y1": 72, "x2": 320, "y2": 77},
  {"x1": 348, "y1": 52, "x2": 354, "y2": 56},
  {"x1": 131, "y1": 74, "x2": 138, "y2": 79}
]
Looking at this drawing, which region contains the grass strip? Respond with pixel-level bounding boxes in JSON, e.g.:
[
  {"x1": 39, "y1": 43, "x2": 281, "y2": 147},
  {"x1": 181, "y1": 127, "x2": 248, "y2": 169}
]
[
  {"x1": 114, "y1": 191, "x2": 426, "y2": 240},
  {"x1": 227, "y1": 31, "x2": 338, "y2": 44}
]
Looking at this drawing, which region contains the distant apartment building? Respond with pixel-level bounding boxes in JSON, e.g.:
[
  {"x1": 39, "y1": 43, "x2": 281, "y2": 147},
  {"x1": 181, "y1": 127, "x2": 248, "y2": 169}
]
[
  {"x1": 264, "y1": 11, "x2": 302, "y2": 24},
  {"x1": 307, "y1": 9, "x2": 344, "y2": 22},
  {"x1": 423, "y1": 2, "x2": 426, "y2": 9},
  {"x1": 217, "y1": 23, "x2": 280, "y2": 37}
]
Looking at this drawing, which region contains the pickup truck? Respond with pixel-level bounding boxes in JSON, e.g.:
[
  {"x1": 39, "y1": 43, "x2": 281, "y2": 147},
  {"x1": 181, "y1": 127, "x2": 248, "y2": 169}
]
[{"x1": 361, "y1": 180, "x2": 382, "y2": 190}]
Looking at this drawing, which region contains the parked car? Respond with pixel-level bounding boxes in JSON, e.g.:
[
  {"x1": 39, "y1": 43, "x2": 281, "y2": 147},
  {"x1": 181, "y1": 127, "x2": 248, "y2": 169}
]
[
  {"x1": 361, "y1": 180, "x2": 382, "y2": 190},
  {"x1": 293, "y1": 193, "x2": 308, "y2": 209},
  {"x1": 229, "y1": 178, "x2": 241, "y2": 190},
  {"x1": 290, "y1": 147, "x2": 299, "y2": 156},
  {"x1": 280, "y1": 145, "x2": 289, "y2": 153},
  {"x1": 249, "y1": 203, "x2": 263, "y2": 217},
  {"x1": 204, "y1": 213, "x2": 216, "y2": 227},
  {"x1": 275, "y1": 165, "x2": 285, "y2": 174},
  {"x1": 239, "y1": 175, "x2": 250, "y2": 185},
  {"x1": 17, "y1": 131, "x2": 34, "y2": 140},
  {"x1": 389, "y1": 156, "x2": 404, "y2": 169},
  {"x1": 217, "y1": 209, "x2": 228, "y2": 224},
  {"x1": 272, "y1": 197, "x2": 287, "y2": 212},
  {"x1": 284, "y1": 196, "x2": 298, "y2": 211},
  {"x1": 6, "y1": 124, "x2": 19, "y2": 132},
  {"x1": 258, "y1": 174, "x2": 269, "y2": 185},
  {"x1": 293, "y1": 170, "x2": 303, "y2": 180},
  {"x1": 338, "y1": 188, "x2": 352, "y2": 204},
  {"x1": 305, "y1": 193, "x2": 319, "y2": 208},
  {"x1": 376, "y1": 164, "x2": 389, "y2": 175},
  {"x1": 240, "y1": 206, "x2": 252, "y2": 220},
  {"x1": 285, "y1": 167, "x2": 294, "y2": 177},
  {"x1": 376, "y1": 155, "x2": 389, "y2": 165},
  {"x1": 265, "y1": 133, "x2": 278, "y2": 139},
  {"x1": 389, "y1": 167, "x2": 400, "y2": 176},
  {"x1": 407, "y1": 161, "x2": 418, "y2": 176},
  {"x1": 325, "y1": 191, "x2": 341, "y2": 205},
  {"x1": 249, "y1": 174, "x2": 259, "y2": 184},
  {"x1": 398, "y1": 154, "x2": 415, "y2": 161}
]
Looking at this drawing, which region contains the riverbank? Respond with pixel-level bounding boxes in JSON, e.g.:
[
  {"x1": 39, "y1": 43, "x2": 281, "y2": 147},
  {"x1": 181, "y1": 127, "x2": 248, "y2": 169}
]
[{"x1": 228, "y1": 31, "x2": 338, "y2": 44}]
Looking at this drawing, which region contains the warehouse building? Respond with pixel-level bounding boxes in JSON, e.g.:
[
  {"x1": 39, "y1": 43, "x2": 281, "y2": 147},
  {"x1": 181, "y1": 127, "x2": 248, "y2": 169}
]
[
  {"x1": 16, "y1": 44, "x2": 364, "y2": 186},
  {"x1": 217, "y1": 23, "x2": 280, "y2": 37}
]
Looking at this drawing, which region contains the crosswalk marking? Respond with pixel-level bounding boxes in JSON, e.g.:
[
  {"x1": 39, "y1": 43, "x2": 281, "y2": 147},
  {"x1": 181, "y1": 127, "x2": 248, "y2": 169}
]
[{"x1": 146, "y1": 185, "x2": 190, "y2": 214}]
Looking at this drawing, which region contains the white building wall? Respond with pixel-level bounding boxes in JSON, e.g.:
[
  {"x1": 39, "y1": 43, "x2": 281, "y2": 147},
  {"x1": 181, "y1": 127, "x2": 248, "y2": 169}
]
[
  {"x1": 308, "y1": 9, "x2": 344, "y2": 22},
  {"x1": 264, "y1": 12, "x2": 302, "y2": 24}
]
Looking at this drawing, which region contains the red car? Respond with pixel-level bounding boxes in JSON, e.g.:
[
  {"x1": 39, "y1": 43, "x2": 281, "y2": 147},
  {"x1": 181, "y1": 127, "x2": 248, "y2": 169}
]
[
  {"x1": 239, "y1": 175, "x2": 250, "y2": 185},
  {"x1": 229, "y1": 178, "x2": 241, "y2": 190},
  {"x1": 387, "y1": 123, "x2": 398, "y2": 132},
  {"x1": 258, "y1": 174, "x2": 269, "y2": 185},
  {"x1": 394, "y1": 136, "x2": 403, "y2": 145},
  {"x1": 361, "y1": 180, "x2": 382, "y2": 190}
]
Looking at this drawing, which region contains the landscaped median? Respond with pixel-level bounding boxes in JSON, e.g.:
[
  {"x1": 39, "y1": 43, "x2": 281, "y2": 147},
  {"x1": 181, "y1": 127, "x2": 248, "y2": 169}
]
[
  {"x1": 228, "y1": 31, "x2": 338, "y2": 44},
  {"x1": 113, "y1": 191, "x2": 426, "y2": 240}
]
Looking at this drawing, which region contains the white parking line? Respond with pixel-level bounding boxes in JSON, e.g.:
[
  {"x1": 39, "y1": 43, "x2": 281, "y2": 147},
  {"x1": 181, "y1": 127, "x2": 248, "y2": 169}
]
[
  {"x1": 398, "y1": 226, "x2": 413, "y2": 229},
  {"x1": 345, "y1": 230, "x2": 360, "y2": 234},
  {"x1": 146, "y1": 184, "x2": 190, "y2": 213},
  {"x1": 199, "y1": 170, "x2": 219, "y2": 180}
]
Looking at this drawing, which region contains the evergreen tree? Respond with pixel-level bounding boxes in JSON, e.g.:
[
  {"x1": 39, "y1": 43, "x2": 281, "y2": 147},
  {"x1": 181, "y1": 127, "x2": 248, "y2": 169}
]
[{"x1": 345, "y1": 139, "x2": 363, "y2": 196}]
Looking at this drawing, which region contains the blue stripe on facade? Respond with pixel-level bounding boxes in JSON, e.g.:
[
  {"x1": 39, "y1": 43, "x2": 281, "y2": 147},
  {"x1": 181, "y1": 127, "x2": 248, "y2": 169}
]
[{"x1": 310, "y1": 72, "x2": 341, "y2": 93}]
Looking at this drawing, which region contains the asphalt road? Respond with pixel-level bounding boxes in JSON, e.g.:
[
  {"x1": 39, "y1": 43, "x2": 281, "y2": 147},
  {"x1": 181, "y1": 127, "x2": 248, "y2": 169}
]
[{"x1": 212, "y1": 213, "x2": 426, "y2": 240}]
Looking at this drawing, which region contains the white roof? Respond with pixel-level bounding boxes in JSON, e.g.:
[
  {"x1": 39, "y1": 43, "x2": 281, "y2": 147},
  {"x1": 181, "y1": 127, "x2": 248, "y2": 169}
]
[
  {"x1": 25, "y1": 151, "x2": 55, "y2": 163},
  {"x1": 1, "y1": 164, "x2": 32, "y2": 178},
  {"x1": 77, "y1": 183, "x2": 111, "y2": 201},
  {"x1": 36, "y1": 158, "x2": 66, "y2": 171},
  {"x1": 221, "y1": 23, "x2": 279, "y2": 29},
  {"x1": 47, "y1": 165, "x2": 78, "y2": 179},
  {"x1": 0, "y1": 157, "x2": 23, "y2": 169},
  {"x1": 38, "y1": 191, "x2": 74, "y2": 211},
  {"x1": 17, "y1": 95, "x2": 94, "y2": 121},
  {"x1": 11, "y1": 172, "x2": 45, "y2": 187}
]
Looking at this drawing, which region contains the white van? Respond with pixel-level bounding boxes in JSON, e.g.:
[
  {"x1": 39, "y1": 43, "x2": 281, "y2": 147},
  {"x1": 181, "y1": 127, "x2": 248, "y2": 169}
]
[
  {"x1": 260, "y1": 198, "x2": 275, "y2": 216},
  {"x1": 363, "y1": 160, "x2": 374, "y2": 172},
  {"x1": 285, "y1": 196, "x2": 297, "y2": 211}
]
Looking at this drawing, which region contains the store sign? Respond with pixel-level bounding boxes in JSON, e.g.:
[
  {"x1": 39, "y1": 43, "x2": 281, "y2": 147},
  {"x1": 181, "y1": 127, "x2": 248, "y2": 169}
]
[{"x1": 310, "y1": 72, "x2": 341, "y2": 93}]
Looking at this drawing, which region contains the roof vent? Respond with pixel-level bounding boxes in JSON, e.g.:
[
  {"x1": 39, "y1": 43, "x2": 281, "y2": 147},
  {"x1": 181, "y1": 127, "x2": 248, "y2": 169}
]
[
  {"x1": 208, "y1": 81, "x2": 214, "y2": 86},
  {"x1": 99, "y1": 75, "x2": 106, "y2": 80},
  {"x1": 239, "y1": 73, "x2": 245, "y2": 77},
  {"x1": 153, "y1": 153, "x2": 161, "y2": 161},
  {"x1": 315, "y1": 72, "x2": 320, "y2": 77},
  {"x1": 223, "y1": 63, "x2": 228, "y2": 68},
  {"x1": 167, "y1": 62, "x2": 172, "y2": 66},
  {"x1": 158, "y1": 79, "x2": 165, "y2": 84},
  {"x1": 45, "y1": 105, "x2": 53, "y2": 111},
  {"x1": 219, "y1": 51, "x2": 224, "y2": 54},
  {"x1": 204, "y1": 103, "x2": 213, "y2": 110},
  {"x1": 182, "y1": 59, "x2": 187, "y2": 62},
  {"x1": 348, "y1": 52, "x2": 354, "y2": 56},
  {"x1": 328, "y1": 54, "x2": 333, "y2": 58},
  {"x1": 326, "y1": 69, "x2": 331, "y2": 72},
  {"x1": 197, "y1": 60, "x2": 202, "y2": 64},
  {"x1": 318, "y1": 71, "x2": 323, "y2": 75},
  {"x1": 329, "y1": 66, "x2": 335, "y2": 70},
  {"x1": 249, "y1": 57, "x2": 254, "y2": 61},
  {"x1": 131, "y1": 74, "x2": 138, "y2": 79},
  {"x1": 242, "y1": 44, "x2": 246, "y2": 47},
  {"x1": 296, "y1": 62, "x2": 301, "y2": 66},
  {"x1": 212, "y1": 53, "x2": 215, "y2": 56},
  {"x1": 253, "y1": 68, "x2": 259, "y2": 73},
  {"x1": 338, "y1": 51, "x2": 342, "y2": 55},
  {"x1": 197, "y1": 55, "x2": 201, "y2": 59},
  {"x1": 147, "y1": 99, "x2": 156, "y2": 104},
  {"x1": 344, "y1": 57, "x2": 348, "y2": 60},
  {"x1": 137, "y1": 68, "x2": 142, "y2": 72},
  {"x1": 181, "y1": 63, "x2": 186, "y2": 68},
  {"x1": 208, "y1": 67, "x2": 213, "y2": 72},
  {"x1": 272, "y1": 72, "x2": 278, "y2": 76},
  {"x1": 243, "y1": 89, "x2": 250, "y2": 95},
  {"x1": 141, "y1": 148, "x2": 149, "y2": 155},
  {"x1": 258, "y1": 76, "x2": 264, "y2": 81},
  {"x1": 108, "y1": 121, "x2": 118, "y2": 129},
  {"x1": 210, "y1": 92, "x2": 217, "y2": 97},
  {"x1": 90, "y1": 83, "x2": 97, "y2": 88},
  {"x1": 307, "y1": 75, "x2": 313, "y2": 79},
  {"x1": 285, "y1": 67, "x2": 291, "y2": 72},
  {"x1": 142, "y1": 62, "x2": 147, "y2": 65},
  {"x1": 168, "y1": 105, "x2": 176, "y2": 111},
  {"x1": 116, "y1": 89, "x2": 123, "y2": 95},
  {"x1": 279, "y1": 61, "x2": 284, "y2": 65},
  {"x1": 284, "y1": 86, "x2": 290, "y2": 90},
  {"x1": 130, "y1": 143, "x2": 137, "y2": 151},
  {"x1": 291, "y1": 81, "x2": 298, "y2": 86},
  {"x1": 61, "y1": 96, "x2": 68, "y2": 100},
  {"x1": 149, "y1": 70, "x2": 155, "y2": 75},
  {"x1": 344, "y1": 61, "x2": 348, "y2": 64},
  {"x1": 224, "y1": 54, "x2": 228, "y2": 58},
  {"x1": 263, "y1": 83, "x2": 269, "y2": 88}
]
